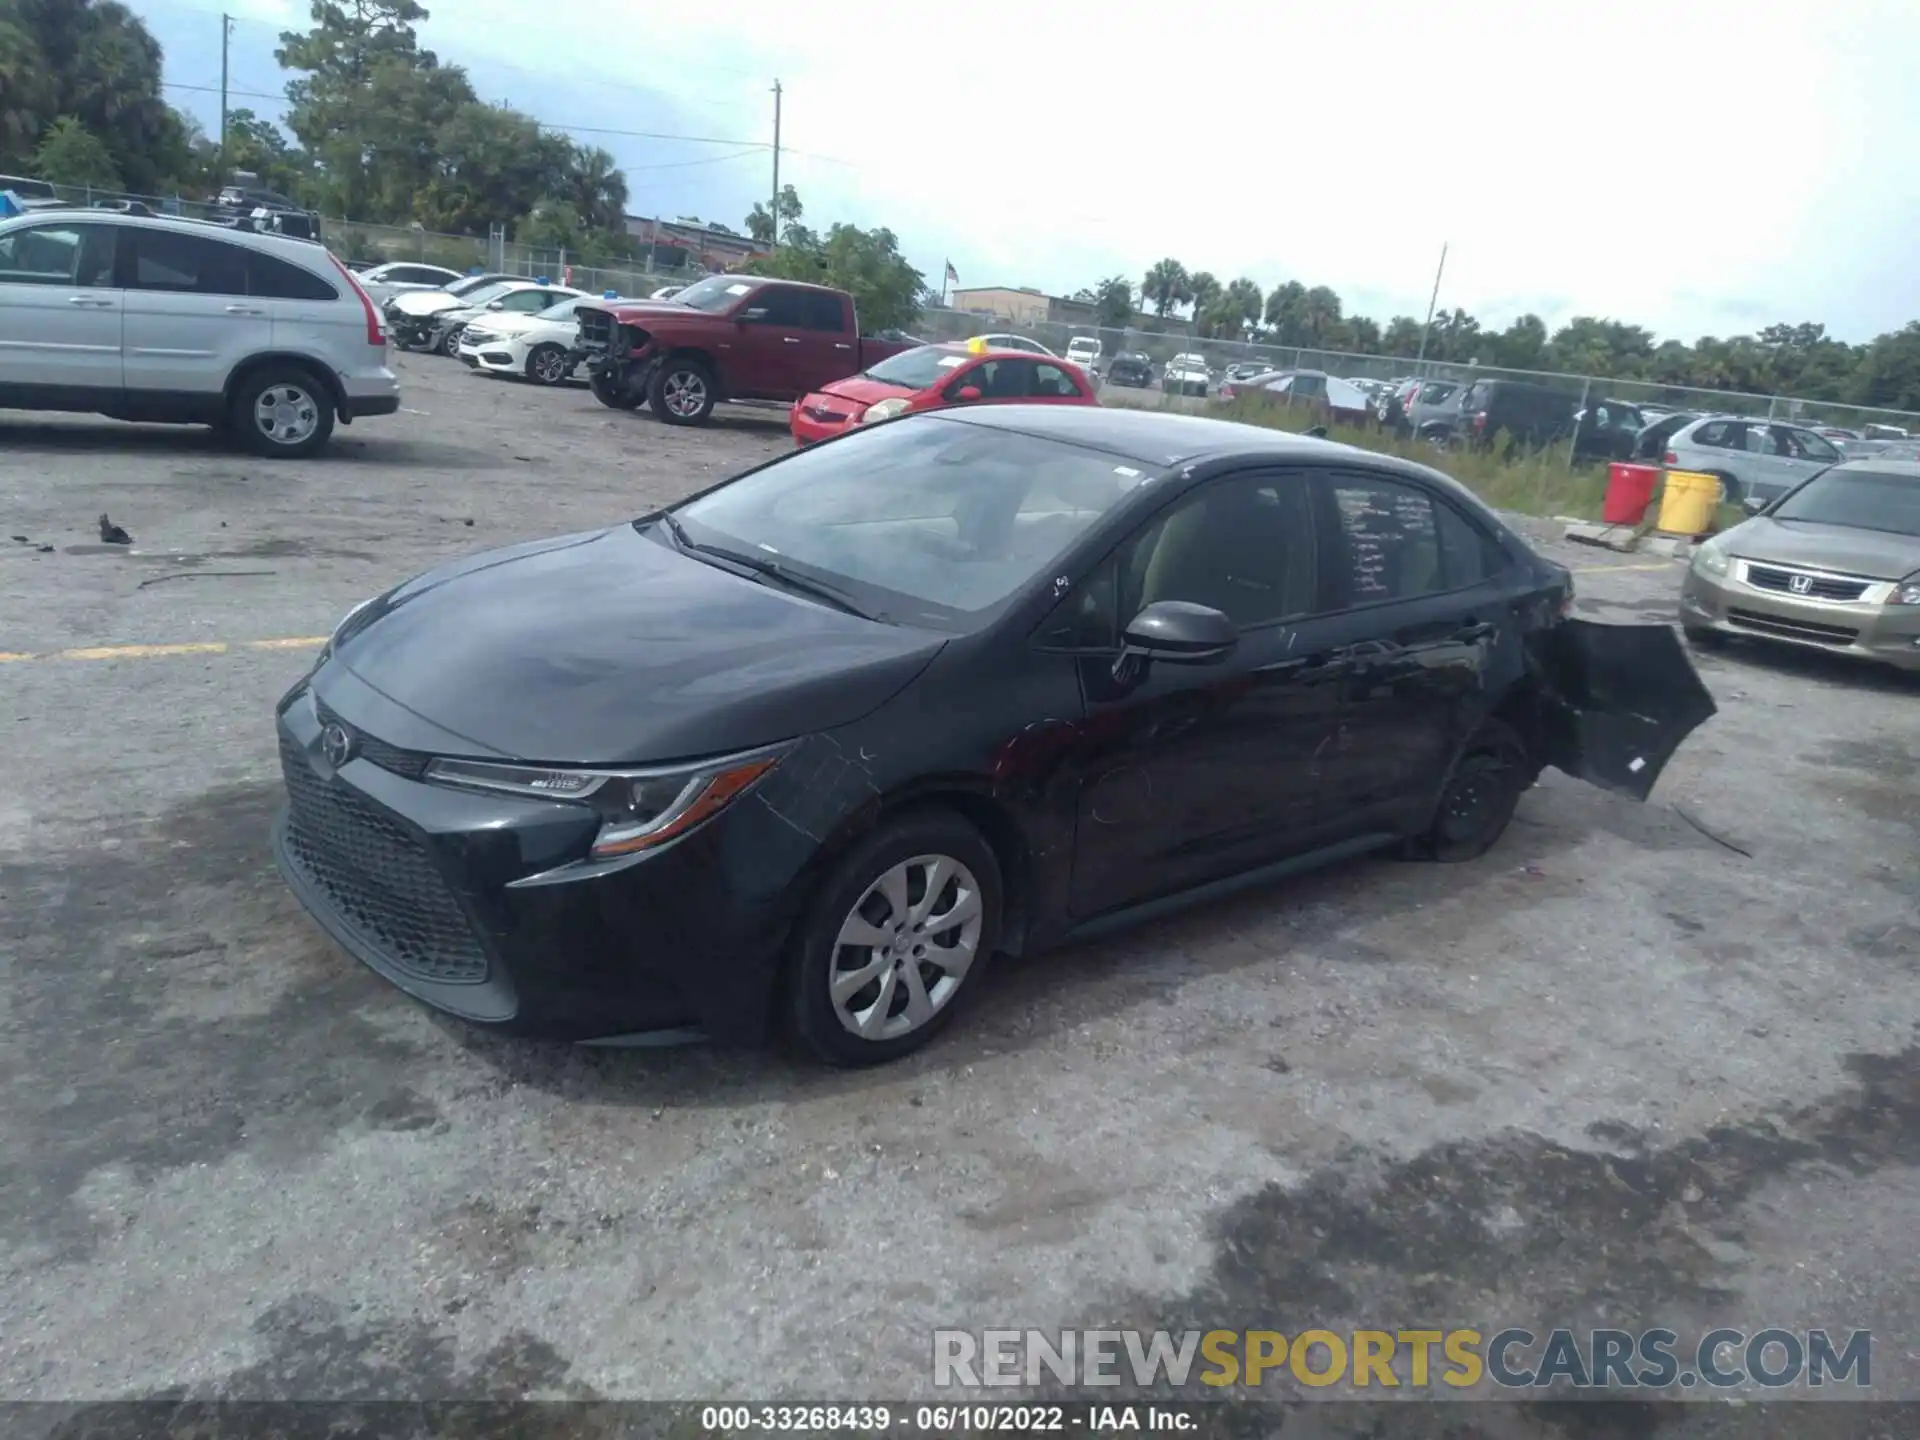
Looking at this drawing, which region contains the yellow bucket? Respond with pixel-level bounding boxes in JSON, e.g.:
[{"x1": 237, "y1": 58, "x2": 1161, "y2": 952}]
[{"x1": 1656, "y1": 469, "x2": 1722, "y2": 536}]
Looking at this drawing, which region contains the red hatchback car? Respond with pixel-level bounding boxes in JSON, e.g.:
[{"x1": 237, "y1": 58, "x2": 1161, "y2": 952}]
[{"x1": 790, "y1": 342, "x2": 1097, "y2": 445}]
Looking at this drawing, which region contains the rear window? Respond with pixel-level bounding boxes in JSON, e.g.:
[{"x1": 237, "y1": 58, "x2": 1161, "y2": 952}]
[
  {"x1": 248, "y1": 249, "x2": 338, "y2": 301},
  {"x1": 1461, "y1": 382, "x2": 1492, "y2": 409}
]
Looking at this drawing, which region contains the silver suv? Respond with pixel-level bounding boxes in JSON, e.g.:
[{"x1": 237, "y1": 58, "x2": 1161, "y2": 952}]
[
  {"x1": 1662, "y1": 416, "x2": 1844, "y2": 505},
  {"x1": 0, "y1": 209, "x2": 398, "y2": 458}
]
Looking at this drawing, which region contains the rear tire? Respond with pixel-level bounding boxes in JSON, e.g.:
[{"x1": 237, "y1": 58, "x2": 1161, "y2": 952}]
[
  {"x1": 525, "y1": 343, "x2": 570, "y2": 386},
  {"x1": 788, "y1": 810, "x2": 1001, "y2": 1067},
  {"x1": 1408, "y1": 717, "x2": 1530, "y2": 863},
  {"x1": 589, "y1": 370, "x2": 641, "y2": 410},
  {"x1": 229, "y1": 364, "x2": 335, "y2": 459},
  {"x1": 649, "y1": 358, "x2": 717, "y2": 426}
]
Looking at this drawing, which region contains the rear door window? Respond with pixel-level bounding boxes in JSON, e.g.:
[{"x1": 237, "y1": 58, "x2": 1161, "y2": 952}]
[
  {"x1": 1690, "y1": 420, "x2": 1743, "y2": 449},
  {"x1": 1319, "y1": 471, "x2": 1447, "y2": 607},
  {"x1": 125, "y1": 228, "x2": 248, "y2": 295}
]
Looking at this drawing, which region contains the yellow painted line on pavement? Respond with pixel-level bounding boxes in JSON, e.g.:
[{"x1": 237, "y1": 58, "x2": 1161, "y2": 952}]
[{"x1": 1, "y1": 637, "x2": 325, "y2": 664}]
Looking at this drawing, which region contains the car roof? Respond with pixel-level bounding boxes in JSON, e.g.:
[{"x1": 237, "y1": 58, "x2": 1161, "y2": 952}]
[
  {"x1": 1832, "y1": 458, "x2": 1920, "y2": 478},
  {"x1": 933, "y1": 403, "x2": 1425, "y2": 472},
  {"x1": 0, "y1": 206, "x2": 329, "y2": 262}
]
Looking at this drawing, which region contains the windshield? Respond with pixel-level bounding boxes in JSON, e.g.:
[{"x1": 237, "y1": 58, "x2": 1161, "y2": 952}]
[
  {"x1": 672, "y1": 417, "x2": 1154, "y2": 622},
  {"x1": 1772, "y1": 467, "x2": 1920, "y2": 536},
  {"x1": 670, "y1": 274, "x2": 756, "y2": 313},
  {"x1": 1068, "y1": 340, "x2": 1098, "y2": 355},
  {"x1": 534, "y1": 296, "x2": 585, "y2": 321},
  {"x1": 447, "y1": 275, "x2": 504, "y2": 298},
  {"x1": 863, "y1": 346, "x2": 970, "y2": 389}
]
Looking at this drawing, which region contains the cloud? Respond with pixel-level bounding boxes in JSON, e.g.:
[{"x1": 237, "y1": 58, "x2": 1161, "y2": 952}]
[{"x1": 154, "y1": 0, "x2": 1919, "y2": 343}]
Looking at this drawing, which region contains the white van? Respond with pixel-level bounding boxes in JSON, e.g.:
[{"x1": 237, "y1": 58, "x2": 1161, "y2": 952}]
[{"x1": 1065, "y1": 335, "x2": 1101, "y2": 379}]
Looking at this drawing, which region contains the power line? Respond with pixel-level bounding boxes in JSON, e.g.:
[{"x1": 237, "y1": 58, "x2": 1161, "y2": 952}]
[{"x1": 626, "y1": 147, "x2": 765, "y2": 172}]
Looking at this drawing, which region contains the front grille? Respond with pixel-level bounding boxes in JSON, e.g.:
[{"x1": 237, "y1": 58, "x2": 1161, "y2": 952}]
[
  {"x1": 314, "y1": 698, "x2": 430, "y2": 779},
  {"x1": 1727, "y1": 607, "x2": 1859, "y2": 645},
  {"x1": 1745, "y1": 564, "x2": 1870, "y2": 602},
  {"x1": 280, "y1": 734, "x2": 489, "y2": 983}
]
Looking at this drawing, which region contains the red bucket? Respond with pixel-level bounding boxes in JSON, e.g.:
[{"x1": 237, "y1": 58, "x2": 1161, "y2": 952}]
[{"x1": 1602, "y1": 462, "x2": 1661, "y2": 525}]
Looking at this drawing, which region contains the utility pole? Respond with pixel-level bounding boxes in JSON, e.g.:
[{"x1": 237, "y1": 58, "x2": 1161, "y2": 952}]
[
  {"x1": 1414, "y1": 240, "x2": 1448, "y2": 371},
  {"x1": 769, "y1": 79, "x2": 782, "y2": 251},
  {"x1": 218, "y1": 12, "x2": 234, "y2": 181}
]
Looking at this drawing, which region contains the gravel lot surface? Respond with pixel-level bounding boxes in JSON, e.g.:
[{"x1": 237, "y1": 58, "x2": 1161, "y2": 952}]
[{"x1": 1, "y1": 355, "x2": 1915, "y2": 1431}]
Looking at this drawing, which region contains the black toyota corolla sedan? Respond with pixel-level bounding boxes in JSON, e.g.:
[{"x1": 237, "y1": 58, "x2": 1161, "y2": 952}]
[{"x1": 274, "y1": 406, "x2": 1714, "y2": 1065}]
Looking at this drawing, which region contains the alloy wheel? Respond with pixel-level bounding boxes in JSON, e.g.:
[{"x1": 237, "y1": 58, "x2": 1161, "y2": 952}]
[
  {"x1": 254, "y1": 384, "x2": 320, "y2": 447},
  {"x1": 663, "y1": 369, "x2": 707, "y2": 417},
  {"x1": 531, "y1": 347, "x2": 567, "y2": 384},
  {"x1": 828, "y1": 854, "x2": 983, "y2": 1042}
]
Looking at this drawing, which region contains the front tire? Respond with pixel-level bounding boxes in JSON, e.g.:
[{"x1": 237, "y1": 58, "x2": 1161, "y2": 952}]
[
  {"x1": 788, "y1": 810, "x2": 1002, "y2": 1067},
  {"x1": 1409, "y1": 717, "x2": 1530, "y2": 863},
  {"x1": 589, "y1": 370, "x2": 641, "y2": 410},
  {"x1": 649, "y1": 358, "x2": 717, "y2": 425},
  {"x1": 525, "y1": 343, "x2": 570, "y2": 386},
  {"x1": 440, "y1": 325, "x2": 464, "y2": 358},
  {"x1": 229, "y1": 365, "x2": 335, "y2": 459}
]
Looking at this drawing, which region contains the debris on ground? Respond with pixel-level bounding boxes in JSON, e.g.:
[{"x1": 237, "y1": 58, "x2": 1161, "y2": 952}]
[
  {"x1": 98, "y1": 514, "x2": 132, "y2": 545},
  {"x1": 10, "y1": 534, "x2": 27, "y2": 543}
]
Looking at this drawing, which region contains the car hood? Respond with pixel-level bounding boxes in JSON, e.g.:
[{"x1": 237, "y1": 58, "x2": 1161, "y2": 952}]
[
  {"x1": 1729, "y1": 517, "x2": 1920, "y2": 581},
  {"x1": 461, "y1": 311, "x2": 543, "y2": 337},
  {"x1": 391, "y1": 291, "x2": 467, "y2": 316},
  {"x1": 327, "y1": 525, "x2": 945, "y2": 765},
  {"x1": 815, "y1": 375, "x2": 916, "y2": 407}
]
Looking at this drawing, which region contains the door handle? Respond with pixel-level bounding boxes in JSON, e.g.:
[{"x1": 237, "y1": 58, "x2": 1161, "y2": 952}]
[
  {"x1": 782, "y1": 336, "x2": 801, "y2": 344},
  {"x1": 67, "y1": 295, "x2": 112, "y2": 307},
  {"x1": 224, "y1": 304, "x2": 266, "y2": 315},
  {"x1": 834, "y1": 343, "x2": 852, "y2": 350}
]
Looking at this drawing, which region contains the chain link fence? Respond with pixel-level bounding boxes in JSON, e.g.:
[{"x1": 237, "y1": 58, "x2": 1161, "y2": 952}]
[{"x1": 914, "y1": 309, "x2": 1920, "y2": 441}]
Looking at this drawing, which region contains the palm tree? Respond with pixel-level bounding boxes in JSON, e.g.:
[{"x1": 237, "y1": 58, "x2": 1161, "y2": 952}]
[
  {"x1": 1187, "y1": 270, "x2": 1221, "y2": 330},
  {"x1": 1142, "y1": 258, "x2": 1190, "y2": 318},
  {"x1": 1302, "y1": 285, "x2": 1343, "y2": 345},
  {"x1": 1220, "y1": 277, "x2": 1263, "y2": 340},
  {"x1": 568, "y1": 145, "x2": 627, "y2": 231}
]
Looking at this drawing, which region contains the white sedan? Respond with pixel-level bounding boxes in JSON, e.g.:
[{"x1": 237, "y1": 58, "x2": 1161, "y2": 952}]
[
  {"x1": 974, "y1": 332, "x2": 1060, "y2": 357},
  {"x1": 353, "y1": 261, "x2": 467, "y2": 307},
  {"x1": 458, "y1": 294, "x2": 614, "y2": 385}
]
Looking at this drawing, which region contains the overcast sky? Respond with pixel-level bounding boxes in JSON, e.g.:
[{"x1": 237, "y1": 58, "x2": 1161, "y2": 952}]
[{"x1": 146, "y1": 0, "x2": 1919, "y2": 344}]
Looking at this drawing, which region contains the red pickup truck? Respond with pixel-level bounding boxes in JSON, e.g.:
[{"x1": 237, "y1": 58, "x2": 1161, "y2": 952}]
[{"x1": 572, "y1": 275, "x2": 918, "y2": 426}]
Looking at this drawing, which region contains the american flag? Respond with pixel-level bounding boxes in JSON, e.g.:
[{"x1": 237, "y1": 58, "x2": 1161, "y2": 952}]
[{"x1": 945, "y1": 260, "x2": 959, "y2": 284}]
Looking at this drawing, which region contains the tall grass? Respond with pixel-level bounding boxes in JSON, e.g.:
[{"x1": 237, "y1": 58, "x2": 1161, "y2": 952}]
[{"x1": 1105, "y1": 391, "x2": 1613, "y2": 520}]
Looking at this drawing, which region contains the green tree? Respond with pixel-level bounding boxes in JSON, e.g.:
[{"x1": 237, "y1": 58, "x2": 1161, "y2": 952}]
[
  {"x1": 32, "y1": 115, "x2": 120, "y2": 187},
  {"x1": 422, "y1": 100, "x2": 569, "y2": 234},
  {"x1": 745, "y1": 184, "x2": 803, "y2": 246},
  {"x1": 1301, "y1": 285, "x2": 1343, "y2": 345},
  {"x1": 1093, "y1": 274, "x2": 1133, "y2": 329},
  {"x1": 1488, "y1": 313, "x2": 1548, "y2": 370},
  {"x1": 1262, "y1": 281, "x2": 1308, "y2": 343},
  {"x1": 1204, "y1": 277, "x2": 1262, "y2": 341},
  {"x1": 564, "y1": 143, "x2": 627, "y2": 232},
  {"x1": 743, "y1": 221, "x2": 924, "y2": 332},
  {"x1": 0, "y1": 0, "x2": 188, "y2": 192},
  {"x1": 1346, "y1": 315, "x2": 1382, "y2": 353},
  {"x1": 219, "y1": 107, "x2": 307, "y2": 196},
  {"x1": 1380, "y1": 315, "x2": 1424, "y2": 357},
  {"x1": 1849, "y1": 322, "x2": 1920, "y2": 411},
  {"x1": 1187, "y1": 269, "x2": 1221, "y2": 326},
  {"x1": 1141, "y1": 257, "x2": 1190, "y2": 318}
]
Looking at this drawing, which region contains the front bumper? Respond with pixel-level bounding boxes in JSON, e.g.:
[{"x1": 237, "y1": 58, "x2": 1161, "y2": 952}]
[
  {"x1": 458, "y1": 339, "x2": 524, "y2": 375},
  {"x1": 1680, "y1": 558, "x2": 1920, "y2": 671},
  {"x1": 272, "y1": 677, "x2": 810, "y2": 1041},
  {"x1": 791, "y1": 398, "x2": 858, "y2": 446}
]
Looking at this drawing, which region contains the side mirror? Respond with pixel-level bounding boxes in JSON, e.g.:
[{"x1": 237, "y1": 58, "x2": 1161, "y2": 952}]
[
  {"x1": 486, "y1": 300, "x2": 504, "y2": 310},
  {"x1": 1113, "y1": 601, "x2": 1237, "y2": 682},
  {"x1": 1742, "y1": 495, "x2": 1767, "y2": 515},
  {"x1": 955, "y1": 385, "x2": 982, "y2": 402},
  {"x1": 740, "y1": 306, "x2": 768, "y2": 322}
]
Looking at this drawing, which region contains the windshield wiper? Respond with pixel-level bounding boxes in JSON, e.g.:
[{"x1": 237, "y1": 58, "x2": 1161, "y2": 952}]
[
  {"x1": 688, "y1": 540, "x2": 878, "y2": 620},
  {"x1": 653, "y1": 511, "x2": 691, "y2": 548}
]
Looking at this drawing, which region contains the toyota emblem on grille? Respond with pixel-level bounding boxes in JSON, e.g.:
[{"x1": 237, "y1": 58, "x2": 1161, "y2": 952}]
[
  {"x1": 321, "y1": 722, "x2": 355, "y2": 768},
  {"x1": 1788, "y1": 574, "x2": 1814, "y2": 595}
]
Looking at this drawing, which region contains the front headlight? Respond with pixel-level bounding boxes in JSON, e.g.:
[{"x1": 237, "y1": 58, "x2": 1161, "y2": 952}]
[
  {"x1": 1892, "y1": 572, "x2": 1920, "y2": 606},
  {"x1": 858, "y1": 397, "x2": 910, "y2": 425},
  {"x1": 1693, "y1": 537, "x2": 1731, "y2": 577},
  {"x1": 424, "y1": 744, "x2": 788, "y2": 859}
]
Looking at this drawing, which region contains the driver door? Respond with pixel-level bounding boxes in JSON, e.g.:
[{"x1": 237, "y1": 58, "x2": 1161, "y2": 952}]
[{"x1": 1050, "y1": 468, "x2": 1349, "y2": 919}]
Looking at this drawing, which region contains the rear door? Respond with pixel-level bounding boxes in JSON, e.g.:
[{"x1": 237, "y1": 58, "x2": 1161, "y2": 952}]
[
  {"x1": 120, "y1": 226, "x2": 271, "y2": 404},
  {"x1": 1307, "y1": 467, "x2": 1516, "y2": 837},
  {"x1": 0, "y1": 219, "x2": 123, "y2": 398}
]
